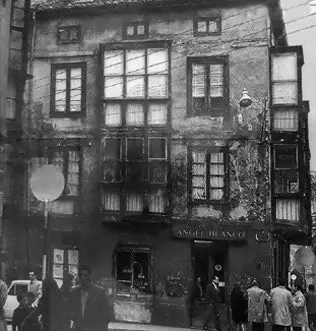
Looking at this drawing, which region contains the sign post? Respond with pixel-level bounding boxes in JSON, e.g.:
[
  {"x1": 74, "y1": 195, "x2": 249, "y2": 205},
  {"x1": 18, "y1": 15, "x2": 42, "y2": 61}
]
[{"x1": 30, "y1": 165, "x2": 65, "y2": 279}]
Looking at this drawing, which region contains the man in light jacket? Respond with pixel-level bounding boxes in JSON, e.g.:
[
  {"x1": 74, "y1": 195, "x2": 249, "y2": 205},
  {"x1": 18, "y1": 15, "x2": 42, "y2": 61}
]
[
  {"x1": 270, "y1": 278, "x2": 296, "y2": 331},
  {"x1": 246, "y1": 279, "x2": 270, "y2": 331},
  {"x1": 291, "y1": 283, "x2": 308, "y2": 331}
]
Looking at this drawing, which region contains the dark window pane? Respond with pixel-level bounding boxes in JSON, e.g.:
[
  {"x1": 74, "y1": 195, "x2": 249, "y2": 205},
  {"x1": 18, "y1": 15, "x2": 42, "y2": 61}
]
[
  {"x1": 210, "y1": 97, "x2": 224, "y2": 109},
  {"x1": 69, "y1": 28, "x2": 79, "y2": 41},
  {"x1": 127, "y1": 139, "x2": 143, "y2": 161},
  {"x1": 193, "y1": 97, "x2": 206, "y2": 115},
  {"x1": 274, "y1": 170, "x2": 299, "y2": 194},
  {"x1": 126, "y1": 162, "x2": 144, "y2": 183},
  {"x1": 104, "y1": 139, "x2": 121, "y2": 160},
  {"x1": 149, "y1": 139, "x2": 166, "y2": 159},
  {"x1": 149, "y1": 161, "x2": 166, "y2": 183},
  {"x1": 103, "y1": 160, "x2": 122, "y2": 182},
  {"x1": 58, "y1": 29, "x2": 68, "y2": 42},
  {"x1": 15, "y1": 285, "x2": 28, "y2": 295},
  {"x1": 275, "y1": 147, "x2": 297, "y2": 168},
  {"x1": 116, "y1": 251, "x2": 132, "y2": 283}
]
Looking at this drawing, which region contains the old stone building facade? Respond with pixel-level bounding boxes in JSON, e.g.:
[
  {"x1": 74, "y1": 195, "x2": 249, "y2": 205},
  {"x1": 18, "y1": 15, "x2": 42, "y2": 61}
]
[{"x1": 14, "y1": 0, "x2": 311, "y2": 326}]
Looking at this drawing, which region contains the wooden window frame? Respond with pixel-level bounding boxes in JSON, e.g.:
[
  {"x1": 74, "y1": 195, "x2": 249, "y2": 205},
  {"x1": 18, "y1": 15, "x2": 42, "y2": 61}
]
[
  {"x1": 193, "y1": 17, "x2": 221, "y2": 36},
  {"x1": 102, "y1": 41, "x2": 171, "y2": 128},
  {"x1": 101, "y1": 137, "x2": 168, "y2": 215},
  {"x1": 50, "y1": 62, "x2": 87, "y2": 118},
  {"x1": 269, "y1": 47, "x2": 303, "y2": 108},
  {"x1": 188, "y1": 146, "x2": 229, "y2": 205},
  {"x1": 47, "y1": 146, "x2": 82, "y2": 198},
  {"x1": 115, "y1": 245, "x2": 152, "y2": 294},
  {"x1": 187, "y1": 56, "x2": 229, "y2": 117},
  {"x1": 123, "y1": 21, "x2": 149, "y2": 40},
  {"x1": 57, "y1": 25, "x2": 81, "y2": 44},
  {"x1": 273, "y1": 145, "x2": 300, "y2": 197}
]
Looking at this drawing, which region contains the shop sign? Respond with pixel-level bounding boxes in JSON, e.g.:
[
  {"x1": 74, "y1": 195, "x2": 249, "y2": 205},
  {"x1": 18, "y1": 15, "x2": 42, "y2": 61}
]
[{"x1": 172, "y1": 223, "x2": 247, "y2": 241}]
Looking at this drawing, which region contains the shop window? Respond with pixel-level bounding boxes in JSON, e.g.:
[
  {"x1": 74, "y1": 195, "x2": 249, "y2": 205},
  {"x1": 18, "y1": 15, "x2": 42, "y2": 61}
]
[
  {"x1": 188, "y1": 57, "x2": 228, "y2": 116},
  {"x1": 274, "y1": 145, "x2": 299, "y2": 194},
  {"x1": 103, "y1": 45, "x2": 169, "y2": 127},
  {"x1": 273, "y1": 109, "x2": 298, "y2": 131},
  {"x1": 190, "y1": 148, "x2": 227, "y2": 202},
  {"x1": 193, "y1": 17, "x2": 221, "y2": 36},
  {"x1": 115, "y1": 246, "x2": 151, "y2": 294},
  {"x1": 51, "y1": 63, "x2": 86, "y2": 117},
  {"x1": 123, "y1": 21, "x2": 149, "y2": 39},
  {"x1": 52, "y1": 248, "x2": 79, "y2": 288},
  {"x1": 57, "y1": 26, "x2": 81, "y2": 44},
  {"x1": 271, "y1": 53, "x2": 298, "y2": 105}
]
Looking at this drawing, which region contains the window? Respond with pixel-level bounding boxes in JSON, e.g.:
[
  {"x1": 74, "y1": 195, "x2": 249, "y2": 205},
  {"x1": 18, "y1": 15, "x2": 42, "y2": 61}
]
[
  {"x1": 103, "y1": 45, "x2": 169, "y2": 126},
  {"x1": 190, "y1": 148, "x2": 227, "y2": 202},
  {"x1": 51, "y1": 63, "x2": 86, "y2": 117},
  {"x1": 273, "y1": 109, "x2": 298, "y2": 131},
  {"x1": 49, "y1": 148, "x2": 81, "y2": 197},
  {"x1": 188, "y1": 57, "x2": 227, "y2": 116},
  {"x1": 116, "y1": 246, "x2": 151, "y2": 293},
  {"x1": 101, "y1": 137, "x2": 167, "y2": 214},
  {"x1": 193, "y1": 17, "x2": 221, "y2": 36},
  {"x1": 123, "y1": 22, "x2": 149, "y2": 39},
  {"x1": 271, "y1": 53, "x2": 298, "y2": 105},
  {"x1": 275, "y1": 199, "x2": 300, "y2": 222},
  {"x1": 274, "y1": 145, "x2": 299, "y2": 194},
  {"x1": 102, "y1": 138, "x2": 122, "y2": 183},
  {"x1": 149, "y1": 138, "x2": 167, "y2": 183},
  {"x1": 52, "y1": 248, "x2": 79, "y2": 288},
  {"x1": 57, "y1": 26, "x2": 81, "y2": 44}
]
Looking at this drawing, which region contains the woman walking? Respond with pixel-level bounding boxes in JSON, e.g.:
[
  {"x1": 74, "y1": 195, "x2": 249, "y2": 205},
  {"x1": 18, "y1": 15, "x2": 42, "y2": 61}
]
[{"x1": 230, "y1": 283, "x2": 248, "y2": 331}]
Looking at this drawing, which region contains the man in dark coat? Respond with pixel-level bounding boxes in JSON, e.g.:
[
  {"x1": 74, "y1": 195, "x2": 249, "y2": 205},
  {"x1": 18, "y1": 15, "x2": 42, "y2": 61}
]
[
  {"x1": 203, "y1": 276, "x2": 222, "y2": 331},
  {"x1": 70, "y1": 266, "x2": 113, "y2": 331}
]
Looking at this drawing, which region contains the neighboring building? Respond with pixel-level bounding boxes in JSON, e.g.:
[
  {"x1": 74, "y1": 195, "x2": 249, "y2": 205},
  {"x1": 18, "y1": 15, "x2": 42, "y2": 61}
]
[
  {"x1": 0, "y1": 0, "x2": 31, "y2": 281},
  {"x1": 18, "y1": 0, "x2": 311, "y2": 326}
]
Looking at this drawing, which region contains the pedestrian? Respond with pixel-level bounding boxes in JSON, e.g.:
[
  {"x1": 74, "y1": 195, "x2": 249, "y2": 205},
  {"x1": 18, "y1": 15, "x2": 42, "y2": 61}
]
[
  {"x1": 60, "y1": 273, "x2": 76, "y2": 330},
  {"x1": 12, "y1": 293, "x2": 29, "y2": 331},
  {"x1": 22, "y1": 276, "x2": 67, "y2": 331},
  {"x1": 20, "y1": 292, "x2": 41, "y2": 331},
  {"x1": 291, "y1": 283, "x2": 308, "y2": 331},
  {"x1": 189, "y1": 276, "x2": 205, "y2": 324},
  {"x1": 0, "y1": 278, "x2": 7, "y2": 331},
  {"x1": 270, "y1": 278, "x2": 296, "y2": 331},
  {"x1": 230, "y1": 282, "x2": 247, "y2": 331},
  {"x1": 203, "y1": 276, "x2": 222, "y2": 331},
  {"x1": 69, "y1": 265, "x2": 113, "y2": 331},
  {"x1": 305, "y1": 284, "x2": 316, "y2": 331},
  {"x1": 246, "y1": 279, "x2": 270, "y2": 331},
  {"x1": 28, "y1": 272, "x2": 42, "y2": 306}
]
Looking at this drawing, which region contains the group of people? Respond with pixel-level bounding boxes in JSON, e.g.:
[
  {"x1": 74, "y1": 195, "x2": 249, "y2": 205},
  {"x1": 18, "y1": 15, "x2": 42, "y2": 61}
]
[
  {"x1": 0, "y1": 266, "x2": 112, "y2": 331},
  {"x1": 231, "y1": 278, "x2": 316, "y2": 331}
]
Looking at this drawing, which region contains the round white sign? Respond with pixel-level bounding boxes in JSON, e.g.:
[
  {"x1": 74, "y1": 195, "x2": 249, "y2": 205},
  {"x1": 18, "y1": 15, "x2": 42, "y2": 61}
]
[{"x1": 30, "y1": 164, "x2": 65, "y2": 202}]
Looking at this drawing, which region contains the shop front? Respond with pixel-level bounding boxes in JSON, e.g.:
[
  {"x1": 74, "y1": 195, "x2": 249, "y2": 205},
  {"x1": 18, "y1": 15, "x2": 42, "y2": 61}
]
[{"x1": 172, "y1": 220, "x2": 271, "y2": 327}]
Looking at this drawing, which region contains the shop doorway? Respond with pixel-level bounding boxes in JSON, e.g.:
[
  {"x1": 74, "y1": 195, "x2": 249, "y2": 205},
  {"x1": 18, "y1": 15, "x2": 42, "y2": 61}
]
[{"x1": 190, "y1": 240, "x2": 229, "y2": 328}]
